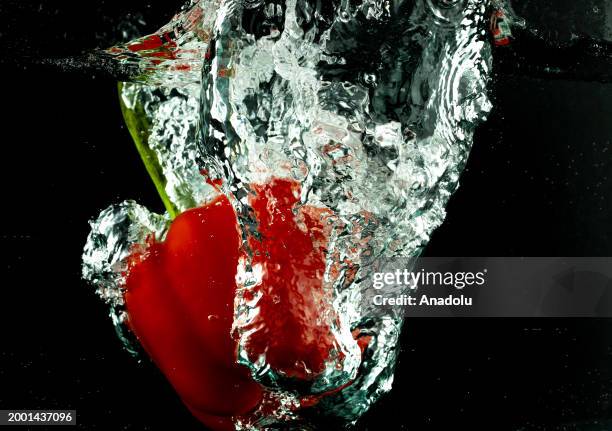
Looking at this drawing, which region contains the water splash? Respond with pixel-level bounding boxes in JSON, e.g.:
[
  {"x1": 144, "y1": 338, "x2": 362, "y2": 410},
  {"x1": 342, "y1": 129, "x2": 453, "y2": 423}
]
[{"x1": 83, "y1": 0, "x2": 492, "y2": 428}]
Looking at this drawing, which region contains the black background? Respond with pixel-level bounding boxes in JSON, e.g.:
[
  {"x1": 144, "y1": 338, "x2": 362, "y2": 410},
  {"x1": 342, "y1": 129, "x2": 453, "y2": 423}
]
[{"x1": 1, "y1": 1, "x2": 612, "y2": 430}]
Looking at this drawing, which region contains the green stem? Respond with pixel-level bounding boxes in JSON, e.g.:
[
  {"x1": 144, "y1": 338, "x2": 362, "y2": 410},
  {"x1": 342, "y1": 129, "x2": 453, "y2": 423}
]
[{"x1": 118, "y1": 83, "x2": 178, "y2": 219}]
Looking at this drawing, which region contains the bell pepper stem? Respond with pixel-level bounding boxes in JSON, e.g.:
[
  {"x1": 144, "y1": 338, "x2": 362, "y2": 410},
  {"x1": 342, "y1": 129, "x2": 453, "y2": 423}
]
[{"x1": 118, "y1": 82, "x2": 178, "y2": 219}]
